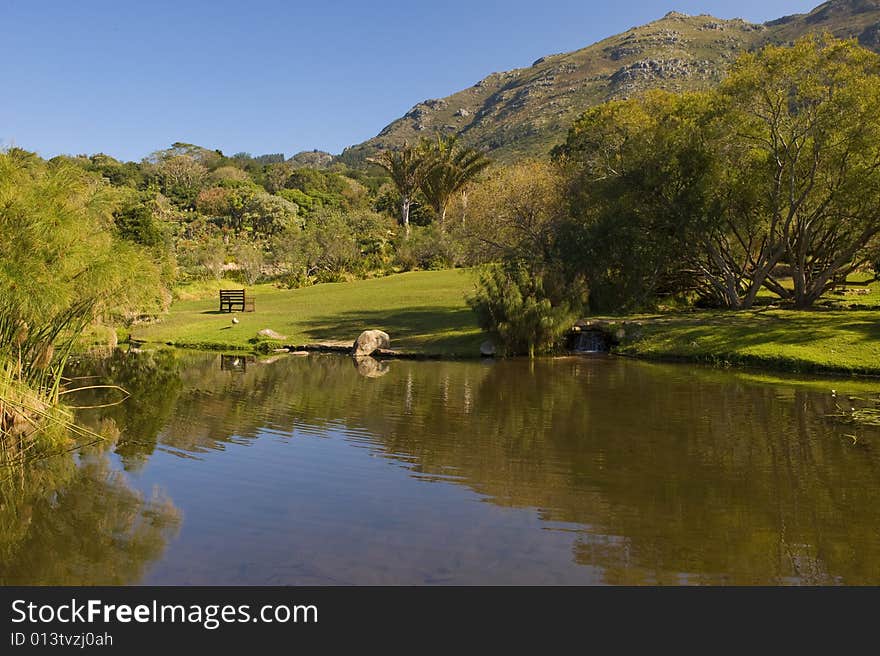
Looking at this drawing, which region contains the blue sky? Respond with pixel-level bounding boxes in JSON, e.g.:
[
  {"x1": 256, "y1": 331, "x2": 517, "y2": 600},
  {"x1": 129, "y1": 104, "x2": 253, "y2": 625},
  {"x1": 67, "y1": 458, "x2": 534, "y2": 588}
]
[{"x1": 1, "y1": 0, "x2": 818, "y2": 161}]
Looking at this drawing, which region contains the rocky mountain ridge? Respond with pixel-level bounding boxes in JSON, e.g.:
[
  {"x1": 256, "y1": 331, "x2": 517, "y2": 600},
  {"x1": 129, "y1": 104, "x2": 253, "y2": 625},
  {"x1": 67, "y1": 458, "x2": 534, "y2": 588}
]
[{"x1": 339, "y1": 1, "x2": 880, "y2": 164}]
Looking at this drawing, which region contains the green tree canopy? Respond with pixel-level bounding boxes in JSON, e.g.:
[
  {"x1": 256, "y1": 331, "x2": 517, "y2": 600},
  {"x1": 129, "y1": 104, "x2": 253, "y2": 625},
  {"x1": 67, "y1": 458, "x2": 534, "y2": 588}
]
[
  {"x1": 368, "y1": 142, "x2": 430, "y2": 235},
  {"x1": 419, "y1": 135, "x2": 491, "y2": 224},
  {"x1": 556, "y1": 35, "x2": 880, "y2": 310}
]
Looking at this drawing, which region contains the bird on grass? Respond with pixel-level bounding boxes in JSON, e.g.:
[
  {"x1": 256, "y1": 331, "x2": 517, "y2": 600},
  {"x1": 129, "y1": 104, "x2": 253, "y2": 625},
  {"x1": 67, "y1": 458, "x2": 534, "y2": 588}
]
[{"x1": 231, "y1": 315, "x2": 239, "y2": 325}]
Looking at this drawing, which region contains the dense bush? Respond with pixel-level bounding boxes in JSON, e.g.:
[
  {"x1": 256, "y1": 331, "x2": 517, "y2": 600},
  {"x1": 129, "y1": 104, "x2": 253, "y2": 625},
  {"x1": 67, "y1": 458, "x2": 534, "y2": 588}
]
[
  {"x1": 394, "y1": 225, "x2": 458, "y2": 271},
  {"x1": 270, "y1": 209, "x2": 394, "y2": 286},
  {"x1": 0, "y1": 150, "x2": 167, "y2": 389},
  {"x1": 468, "y1": 261, "x2": 586, "y2": 357}
]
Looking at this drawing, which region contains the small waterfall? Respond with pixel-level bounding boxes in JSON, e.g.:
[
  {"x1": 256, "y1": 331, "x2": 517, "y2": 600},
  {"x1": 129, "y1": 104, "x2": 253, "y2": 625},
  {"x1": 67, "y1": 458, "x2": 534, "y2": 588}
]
[{"x1": 571, "y1": 330, "x2": 609, "y2": 353}]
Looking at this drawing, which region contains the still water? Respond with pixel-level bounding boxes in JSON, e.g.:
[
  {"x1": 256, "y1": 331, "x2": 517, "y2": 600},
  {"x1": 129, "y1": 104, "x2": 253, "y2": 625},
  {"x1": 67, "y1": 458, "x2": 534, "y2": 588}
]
[{"x1": 3, "y1": 350, "x2": 880, "y2": 585}]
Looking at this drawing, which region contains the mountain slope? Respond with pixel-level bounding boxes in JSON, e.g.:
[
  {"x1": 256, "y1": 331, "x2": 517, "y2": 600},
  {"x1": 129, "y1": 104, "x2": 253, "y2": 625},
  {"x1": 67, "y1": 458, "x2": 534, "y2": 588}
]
[
  {"x1": 340, "y1": 1, "x2": 880, "y2": 164},
  {"x1": 766, "y1": 0, "x2": 880, "y2": 46}
]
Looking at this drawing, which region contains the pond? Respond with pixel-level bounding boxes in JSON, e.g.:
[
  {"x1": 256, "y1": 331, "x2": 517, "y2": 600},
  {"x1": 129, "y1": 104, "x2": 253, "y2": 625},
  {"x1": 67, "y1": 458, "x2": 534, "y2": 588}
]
[{"x1": 2, "y1": 350, "x2": 880, "y2": 585}]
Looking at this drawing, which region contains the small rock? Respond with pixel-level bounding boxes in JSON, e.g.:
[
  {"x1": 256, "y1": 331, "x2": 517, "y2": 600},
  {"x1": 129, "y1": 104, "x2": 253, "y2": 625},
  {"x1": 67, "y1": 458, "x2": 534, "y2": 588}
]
[
  {"x1": 257, "y1": 328, "x2": 287, "y2": 340},
  {"x1": 353, "y1": 330, "x2": 391, "y2": 356},
  {"x1": 480, "y1": 340, "x2": 496, "y2": 357}
]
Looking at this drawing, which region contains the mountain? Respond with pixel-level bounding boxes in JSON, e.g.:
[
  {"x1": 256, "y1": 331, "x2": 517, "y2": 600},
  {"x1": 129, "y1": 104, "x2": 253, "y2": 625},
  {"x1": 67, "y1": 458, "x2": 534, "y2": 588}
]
[
  {"x1": 339, "y1": 1, "x2": 880, "y2": 164},
  {"x1": 288, "y1": 149, "x2": 335, "y2": 168}
]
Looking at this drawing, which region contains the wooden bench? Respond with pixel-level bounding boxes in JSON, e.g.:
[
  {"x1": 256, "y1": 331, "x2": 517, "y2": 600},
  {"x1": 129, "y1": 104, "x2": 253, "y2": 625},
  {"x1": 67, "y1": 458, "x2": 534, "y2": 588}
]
[{"x1": 219, "y1": 289, "x2": 255, "y2": 312}]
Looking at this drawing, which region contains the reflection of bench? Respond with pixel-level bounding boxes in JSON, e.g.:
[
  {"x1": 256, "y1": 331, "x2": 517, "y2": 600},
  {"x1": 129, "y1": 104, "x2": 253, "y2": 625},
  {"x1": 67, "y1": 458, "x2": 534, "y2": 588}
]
[
  {"x1": 220, "y1": 354, "x2": 252, "y2": 372},
  {"x1": 219, "y1": 289, "x2": 254, "y2": 312}
]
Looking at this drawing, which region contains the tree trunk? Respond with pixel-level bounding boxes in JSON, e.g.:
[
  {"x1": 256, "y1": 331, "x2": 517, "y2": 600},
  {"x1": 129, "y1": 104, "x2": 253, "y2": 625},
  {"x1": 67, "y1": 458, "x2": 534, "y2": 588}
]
[{"x1": 401, "y1": 196, "x2": 411, "y2": 237}]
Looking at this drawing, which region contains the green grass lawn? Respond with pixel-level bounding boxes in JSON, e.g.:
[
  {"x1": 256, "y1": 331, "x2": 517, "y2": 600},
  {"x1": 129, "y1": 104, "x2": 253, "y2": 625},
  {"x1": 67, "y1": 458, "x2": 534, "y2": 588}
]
[
  {"x1": 615, "y1": 307, "x2": 880, "y2": 374},
  {"x1": 132, "y1": 269, "x2": 484, "y2": 356},
  {"x1": 614, "y1": 273, "x2": 880, "y2": 375},
  {"x1": 132, "y1": 268, "x2": 880, "y2": 373}
]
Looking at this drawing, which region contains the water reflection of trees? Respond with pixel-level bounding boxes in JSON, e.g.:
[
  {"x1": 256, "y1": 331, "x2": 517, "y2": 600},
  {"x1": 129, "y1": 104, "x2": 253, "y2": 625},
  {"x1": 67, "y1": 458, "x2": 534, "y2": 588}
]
[
  {"x1": 0, "y1": 452, "x2": 181, "y2": 585},
  {"x1": 0, "y1": 350, "x2": 183, "y2": 584},
  {"x1": 66, "y1": 349, "x2": 184, "y2": 471},
  {"x1": 75, "y1": 351, "x2": 880, "y2": 584}
]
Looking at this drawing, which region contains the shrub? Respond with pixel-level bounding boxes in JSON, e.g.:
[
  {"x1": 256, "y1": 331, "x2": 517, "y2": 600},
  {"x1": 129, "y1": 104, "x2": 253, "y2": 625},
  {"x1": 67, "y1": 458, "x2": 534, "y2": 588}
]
[
  {"x1": 395, "y1": 225, "x2": 457, "y2": 271},
  {"x1": 467, "y1": 261, "x2": 585, "y2": 357}
]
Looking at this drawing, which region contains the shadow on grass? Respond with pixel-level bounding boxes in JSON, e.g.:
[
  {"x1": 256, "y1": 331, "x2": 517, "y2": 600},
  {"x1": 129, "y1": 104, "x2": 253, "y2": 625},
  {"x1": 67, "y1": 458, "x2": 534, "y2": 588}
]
[
  {"x1": 657, "y1": 309, "x2": 880, "y2": 350},
  {"x1": 301, "y1": 306, "x2": 482, "y2": 350}
]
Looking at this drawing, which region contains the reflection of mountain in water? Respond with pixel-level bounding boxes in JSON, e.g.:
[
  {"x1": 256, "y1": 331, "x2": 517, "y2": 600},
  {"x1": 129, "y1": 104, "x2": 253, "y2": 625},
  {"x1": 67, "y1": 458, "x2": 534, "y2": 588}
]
[{"x1": 70, "y1": 351, "x2": 880, "y2": 584}]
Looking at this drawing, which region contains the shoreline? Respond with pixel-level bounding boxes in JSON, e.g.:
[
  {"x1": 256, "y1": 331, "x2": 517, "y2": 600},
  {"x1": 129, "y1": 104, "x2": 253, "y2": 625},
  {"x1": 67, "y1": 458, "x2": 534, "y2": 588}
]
[
  {"x1": 130, "y1": 335, "x2": 880, "y2": 380},
  {"x1": 125, "y1": 271, "x2": 880, "y2": 378},
  {"x1": 610, "y1": 348, "x2": 880, "y2": 380}
]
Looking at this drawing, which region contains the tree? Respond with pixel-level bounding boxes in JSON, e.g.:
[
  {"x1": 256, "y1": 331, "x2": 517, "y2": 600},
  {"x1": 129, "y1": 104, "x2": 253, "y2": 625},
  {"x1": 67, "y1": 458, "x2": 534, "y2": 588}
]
[
  {"x1": 271, "y1": 211, "x2": 357, "y2": 283},
  {"x1": 554, "y1": 95, "x2": 703, "y2": 310},
  {"x1": 148, "y1": 142, "x2": 221, "y2": 167},
  {"x1": 113, "y1": 196, "x2": 166, "y2": 249},
  {"x1": 155, "y1": 155, "x2": 208, "y2": 208},
  {"x1": 559, "y1": 90, "x2": 776, "y2": 310},
  {"x1": 86, "y1": 153, "x2": 145, "y2": 188},
  {"x1": 555, "y1": 36, "x2": 880, "y2": 310},
  {"x1": 209, "y1": 166, "x2": 250, "y2": 184},
  {"x1": 721, "y1": 35, "x2": 880, "y2": 307},
  {"x1": 419, "y1": 135, "x2": 491, "y2": 223},
  {"x1": 233, "y1": 241, "x2": 265, "y2": 285},
  {"x1": 194, "y1": 237, "x2": 227, "y2": 280},
  {"x1": 195, "y1": 186, "x2": 235, "y2": 218},
  {"x1": 461, "y1": 160, "x2": 567, "y2": 266},
  {"x1": 241, "y1": 192, "x2": 299, "y2": 237},
  {"x1": 368, "y1": 143, "x2": 429, "y2": 236}
]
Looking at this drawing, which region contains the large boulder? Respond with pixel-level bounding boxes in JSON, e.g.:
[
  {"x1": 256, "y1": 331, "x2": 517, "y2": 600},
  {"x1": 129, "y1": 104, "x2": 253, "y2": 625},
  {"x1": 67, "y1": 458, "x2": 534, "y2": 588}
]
[{"x1": 352, "y1": 330, "x2": 390, "y2": 356}]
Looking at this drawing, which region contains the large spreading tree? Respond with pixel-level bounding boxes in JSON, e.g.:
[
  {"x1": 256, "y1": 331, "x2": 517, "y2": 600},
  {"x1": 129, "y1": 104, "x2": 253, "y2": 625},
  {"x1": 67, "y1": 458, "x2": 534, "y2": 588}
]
[
  {"x1": 556, "y1": 35, "x2": 880, "y2": 310},
  {"x1": 723, "y1": 35, "x2": 880, "y2": 307}
]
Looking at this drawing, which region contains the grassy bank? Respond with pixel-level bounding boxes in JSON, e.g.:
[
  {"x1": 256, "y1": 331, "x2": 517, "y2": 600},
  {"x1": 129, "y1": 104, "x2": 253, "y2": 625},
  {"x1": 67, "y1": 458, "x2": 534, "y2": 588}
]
[
  {"x1": 131, "y1": 269, "x2": 880, "y2": 374},
  {"x1": 131, "y1": 269, "x2": 484, "y2": 356},
  {"x1": 613, "y1": 306, "x2": 880, "y2": 375}
]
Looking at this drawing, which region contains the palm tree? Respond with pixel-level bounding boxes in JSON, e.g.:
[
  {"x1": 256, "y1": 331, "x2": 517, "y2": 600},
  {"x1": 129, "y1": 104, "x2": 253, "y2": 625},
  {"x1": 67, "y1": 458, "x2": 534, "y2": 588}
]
[
  {"x1": 419, "y1": 135, "x2": 491, "y2": 224},
  {"x1": 368, "y1": 143, "x2": 427, "y2": 236}
]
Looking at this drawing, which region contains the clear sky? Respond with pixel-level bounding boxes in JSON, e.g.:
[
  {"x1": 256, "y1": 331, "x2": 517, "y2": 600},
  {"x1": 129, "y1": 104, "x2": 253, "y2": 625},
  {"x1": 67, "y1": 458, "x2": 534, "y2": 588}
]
[{"x1": 1, "y1": 0, "x2": 819, "y2": 161}]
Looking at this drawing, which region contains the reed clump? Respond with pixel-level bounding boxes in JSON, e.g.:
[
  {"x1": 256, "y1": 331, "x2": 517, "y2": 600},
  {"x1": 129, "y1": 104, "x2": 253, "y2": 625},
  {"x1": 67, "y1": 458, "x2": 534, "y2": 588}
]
[{"x1": 0, "y1": 148, "x2": 167, "y2": 455}]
